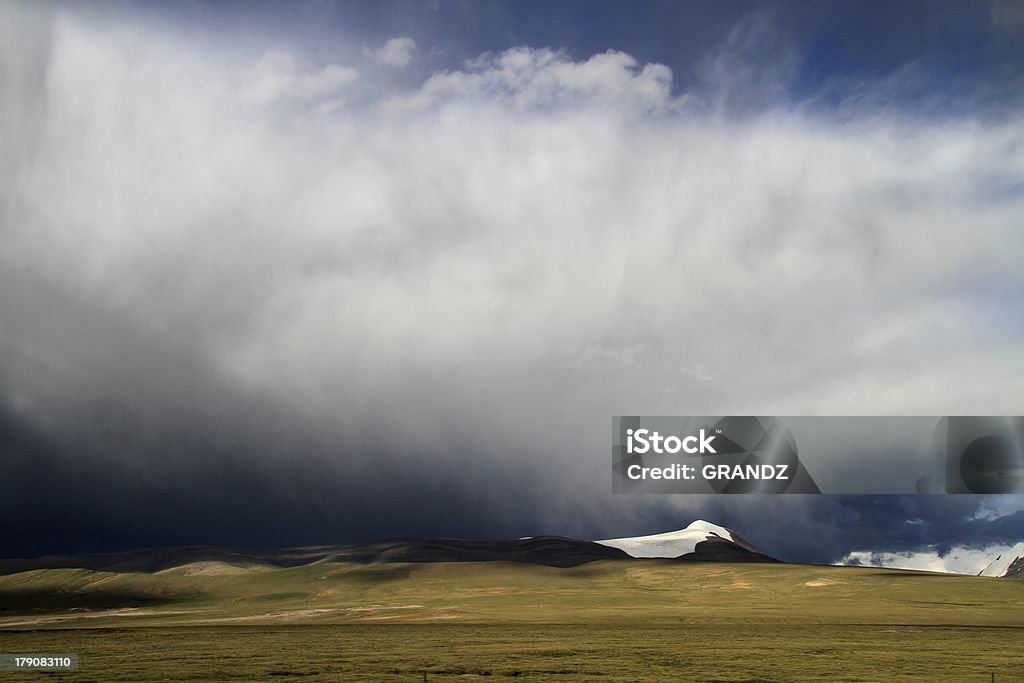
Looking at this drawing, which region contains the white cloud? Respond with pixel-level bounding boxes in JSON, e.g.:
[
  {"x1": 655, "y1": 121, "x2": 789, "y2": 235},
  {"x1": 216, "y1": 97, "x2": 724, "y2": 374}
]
[
  {"x1": 387, "y1": 47, "x2": 676, "y2": 113},
  {"x1": 972, "y1": 497, "x2": 1024, "y2": 521},
  {"x1": 842, "y1": 545, "x2": 1019, "y2": 575},
  {"x1": 364, "y1": 37, "x2": 417, "y2": 68},
  {"x1": 2, "y1": 1, "x2": 1024, "y2": 483}
]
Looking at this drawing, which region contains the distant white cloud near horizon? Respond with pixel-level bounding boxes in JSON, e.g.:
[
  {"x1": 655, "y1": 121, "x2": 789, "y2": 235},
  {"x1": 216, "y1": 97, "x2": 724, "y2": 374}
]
[
  {"x1": 842, "y1": 545, "x2": 1018, "y2": 576},
  {"x1": 1, "y1": 0, "x2": 1023, "y2": 559}
]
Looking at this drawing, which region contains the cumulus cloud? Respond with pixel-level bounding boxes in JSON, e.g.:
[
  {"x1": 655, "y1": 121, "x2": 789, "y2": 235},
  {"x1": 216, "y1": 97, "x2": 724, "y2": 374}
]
[
  {"x1": 1, "y1": 1, "x2": 1023, "y2": 559},
  {"x1": 364, "y1": 36, "x2": 418, "y2": 68},
  {"x1": 387, "y1": 47, "x2": 675, "y2": 113}
]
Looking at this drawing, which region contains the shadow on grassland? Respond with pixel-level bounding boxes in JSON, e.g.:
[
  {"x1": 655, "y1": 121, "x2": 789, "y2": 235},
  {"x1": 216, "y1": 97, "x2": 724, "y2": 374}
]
[
  {"x1": 858, "y1": 571, "x2": 959, "y2": 579},
  {"x1": 0, "y1": 587, "x2": 196, "y2": 614}
]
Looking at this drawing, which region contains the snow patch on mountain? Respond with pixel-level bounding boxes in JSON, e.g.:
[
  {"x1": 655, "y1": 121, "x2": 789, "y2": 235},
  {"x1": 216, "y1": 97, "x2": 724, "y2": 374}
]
[
  {"x1": 979, "y1": 542, "x2": 1024, "y2": 577},
  {"x1": 595, "y1": 519, "x2": 755, "y2": 558}
]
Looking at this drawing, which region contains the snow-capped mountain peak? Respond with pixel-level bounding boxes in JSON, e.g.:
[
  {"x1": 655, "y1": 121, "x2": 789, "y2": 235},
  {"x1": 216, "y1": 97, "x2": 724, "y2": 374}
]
[
  {"x1": 594, "y1": 519, "x2": 767, "y2": 560},
  {"x1": 683, "y1": 519, "x2": 737, "y2": 540},
  {"x1": 979, "y1": 542, "x2": 1024, "y2": 578}
]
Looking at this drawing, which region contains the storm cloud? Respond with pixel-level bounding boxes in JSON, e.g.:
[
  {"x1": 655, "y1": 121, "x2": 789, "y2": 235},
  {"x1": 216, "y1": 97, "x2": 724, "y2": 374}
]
[{"x1": 1, "y1": 1, "x2": 1023, "y2": 565}]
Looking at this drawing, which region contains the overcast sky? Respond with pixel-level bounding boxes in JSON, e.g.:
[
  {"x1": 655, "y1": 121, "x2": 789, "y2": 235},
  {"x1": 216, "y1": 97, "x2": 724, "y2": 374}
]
[{"x1": 2, "y1": 0, "x2": 1023, "y2": 569}]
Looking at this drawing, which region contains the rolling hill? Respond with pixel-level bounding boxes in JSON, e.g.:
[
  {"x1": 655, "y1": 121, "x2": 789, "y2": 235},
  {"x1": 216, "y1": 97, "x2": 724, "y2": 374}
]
[
  {"x1": 2, "y1": 559, "x2": 1024, "y2": 680},
  {"x1": 0, "y1": 521, "x2": 776, "y2": 579}
]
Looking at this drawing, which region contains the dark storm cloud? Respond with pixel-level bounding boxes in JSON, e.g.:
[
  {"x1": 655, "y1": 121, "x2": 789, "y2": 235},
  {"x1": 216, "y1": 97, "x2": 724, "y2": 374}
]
[
  {"x1": 1, "y1": 1, "x2": 1023, "y2": 563},
  {"x1": 0, "y1": 272, "x2": 563, "y2": 558}
]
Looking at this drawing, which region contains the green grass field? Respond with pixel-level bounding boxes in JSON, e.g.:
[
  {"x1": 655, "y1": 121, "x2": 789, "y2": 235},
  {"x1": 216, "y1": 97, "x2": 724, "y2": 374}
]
[{"x1": 1, "y1": 561, "x2": 1022, "y2": 681}]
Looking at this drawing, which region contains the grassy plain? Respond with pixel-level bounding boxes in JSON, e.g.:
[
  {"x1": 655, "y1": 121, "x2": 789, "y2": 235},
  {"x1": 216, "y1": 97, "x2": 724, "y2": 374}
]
[{"x1": 1, "y1": 561, "x2": 1022, "y2": 681}]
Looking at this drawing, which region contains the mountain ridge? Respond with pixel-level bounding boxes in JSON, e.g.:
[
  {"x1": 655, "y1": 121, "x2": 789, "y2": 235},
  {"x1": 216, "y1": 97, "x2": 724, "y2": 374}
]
[
  {"x1": 0, "y1": 536, "x2": 629, "y2": 575},
  {"x1": 0, "y1": 521, "x2": 778, "y2": 574}
]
